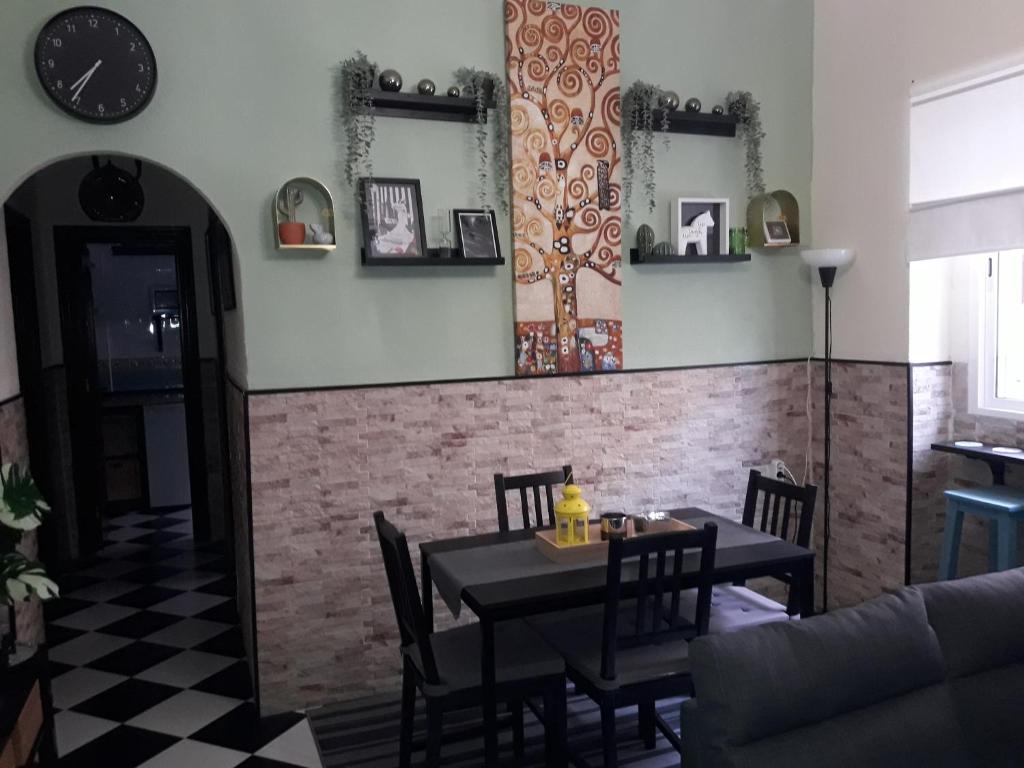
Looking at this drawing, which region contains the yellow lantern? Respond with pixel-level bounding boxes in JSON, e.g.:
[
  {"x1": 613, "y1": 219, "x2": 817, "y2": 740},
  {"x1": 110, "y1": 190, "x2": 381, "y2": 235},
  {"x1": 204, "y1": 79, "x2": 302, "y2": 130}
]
[{"x1": 554, "y1": 485, "x2": 591, "y2": 546}]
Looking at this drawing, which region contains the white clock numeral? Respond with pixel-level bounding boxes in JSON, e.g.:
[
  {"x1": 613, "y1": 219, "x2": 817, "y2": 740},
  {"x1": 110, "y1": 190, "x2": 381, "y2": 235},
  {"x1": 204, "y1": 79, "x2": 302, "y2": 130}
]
[
  {"x1": 97, "y1": 104, "x2": 104, "y2": 113},
  {"x1": 56, "y1": 80, "x2": 63, "y2": 89},
  {"x1": 47, "y1": 59, "x2": 54, "y2": 68},
  {"x1": 138, "y1": 63, "x2": 144, "y2": 72},
  {"x1": 88, "y1": 18, "x2": 98, "y2": 28},
  {"x1": 52, "y1": 38, "x2": 62, "y2": 47},
  {"x1": 65, "y1": 23, "x2": 75, "y2": 33},
  {"x1": 120, "y1": 98, "x2": 127, "y2": 108},
  {"x1": 129, "y1": 42, "x2": 136, "y2": 52}
]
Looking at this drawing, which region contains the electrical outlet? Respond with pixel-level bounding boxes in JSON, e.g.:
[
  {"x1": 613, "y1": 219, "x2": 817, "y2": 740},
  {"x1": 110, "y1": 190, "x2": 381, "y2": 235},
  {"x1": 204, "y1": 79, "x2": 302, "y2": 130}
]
[{"x1": 757, "y1": 459, "x2": 788, "y2": 480}]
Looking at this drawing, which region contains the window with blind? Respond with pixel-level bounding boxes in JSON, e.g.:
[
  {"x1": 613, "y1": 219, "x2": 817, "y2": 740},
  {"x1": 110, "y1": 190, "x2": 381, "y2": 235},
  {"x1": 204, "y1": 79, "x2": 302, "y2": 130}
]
[{"x1": 910, "y1": 65, "x2": 1024, "y2": 418}]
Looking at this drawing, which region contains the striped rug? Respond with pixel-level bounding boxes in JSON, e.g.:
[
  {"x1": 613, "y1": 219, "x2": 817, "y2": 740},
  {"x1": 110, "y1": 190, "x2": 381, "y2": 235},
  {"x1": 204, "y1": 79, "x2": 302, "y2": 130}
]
[{"x1": 309, "y1": 689, "x2": 687, "y2": 767}]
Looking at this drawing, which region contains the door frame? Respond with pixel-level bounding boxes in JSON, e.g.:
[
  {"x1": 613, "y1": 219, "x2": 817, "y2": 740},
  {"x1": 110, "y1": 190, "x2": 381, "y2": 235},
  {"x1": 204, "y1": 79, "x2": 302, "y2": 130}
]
[
  {"x1": 2, "y1": 206, "x2": 56, "y2": 559},
  {"x1": 52, "y1": 225, "x2": 210, "y2": 545}
]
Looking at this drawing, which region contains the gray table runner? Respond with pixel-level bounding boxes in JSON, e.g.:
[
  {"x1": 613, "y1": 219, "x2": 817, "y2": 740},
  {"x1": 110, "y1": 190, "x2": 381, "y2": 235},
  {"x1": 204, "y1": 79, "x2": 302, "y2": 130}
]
[{"x1": 430, "y1": 515, "x2": 775, "y2": 617}]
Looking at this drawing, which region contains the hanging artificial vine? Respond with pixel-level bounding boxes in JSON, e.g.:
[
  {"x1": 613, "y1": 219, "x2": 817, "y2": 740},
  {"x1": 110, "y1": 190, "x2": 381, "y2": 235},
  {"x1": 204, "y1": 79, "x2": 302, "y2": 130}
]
[
  {"x1": 453, "y1": 67, "x2": 510, "y2": 214},
  {"x1": 339, "y1": 51, "x2": 378, "y2": 188},
  {"x1": 726, "y1": 91, "x2": 766, "y2": 199},
  {"x1": 621, "y1": 81, "x2": 670, "y2": 226}
]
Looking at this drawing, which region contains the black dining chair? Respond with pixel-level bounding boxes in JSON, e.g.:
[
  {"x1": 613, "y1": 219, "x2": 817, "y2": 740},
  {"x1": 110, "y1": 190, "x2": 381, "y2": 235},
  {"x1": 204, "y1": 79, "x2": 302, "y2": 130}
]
[
  {"x1": 372, "y1": 511, "x2": 567, "y2": 767},
  {"x1": 684, "y1": 469, "x2": 818, "y2": 633},
  {"x1": 529, "y1": 523, "x2": 718, "y2": 768},
  {"x1": 493, "y1": 464, "x2": 573, "y2": 532}
]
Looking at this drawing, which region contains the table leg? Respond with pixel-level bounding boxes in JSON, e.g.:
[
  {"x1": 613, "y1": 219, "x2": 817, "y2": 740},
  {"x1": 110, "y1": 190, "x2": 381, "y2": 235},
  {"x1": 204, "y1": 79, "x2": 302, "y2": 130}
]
[
  {"x1": 792, "y1": 558, "x2": 816, "y2": 618},
  {"x1": 987, "y1": 461, "x2": 1007, "y2": 486},
  {"x1": 481, "y1": 616, "x2": 498, "y2": 766},
  {"x1": 421, "y1": 552, "x2": 433, "y2": 634}
]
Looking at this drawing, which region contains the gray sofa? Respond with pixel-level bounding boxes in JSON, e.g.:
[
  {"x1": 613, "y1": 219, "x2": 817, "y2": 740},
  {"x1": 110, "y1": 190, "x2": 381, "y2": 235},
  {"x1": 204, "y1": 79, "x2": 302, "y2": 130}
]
[{"x1": 681, "y1": 568, "x2": 1024, "y2": 767}]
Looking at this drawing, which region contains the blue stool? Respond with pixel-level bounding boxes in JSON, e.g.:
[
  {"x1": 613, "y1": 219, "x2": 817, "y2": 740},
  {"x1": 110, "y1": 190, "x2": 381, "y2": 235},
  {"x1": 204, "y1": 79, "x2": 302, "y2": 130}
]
[{"x1": 939, "y1": 487, "x2": 1024, "y2": 580}]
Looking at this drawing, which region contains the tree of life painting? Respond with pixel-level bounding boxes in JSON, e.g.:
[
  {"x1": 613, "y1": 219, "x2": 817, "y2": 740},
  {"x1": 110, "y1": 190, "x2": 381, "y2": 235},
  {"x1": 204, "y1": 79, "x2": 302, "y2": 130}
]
[{"x1": 505, "y1": 0, "x2": 623, "y2": 376}]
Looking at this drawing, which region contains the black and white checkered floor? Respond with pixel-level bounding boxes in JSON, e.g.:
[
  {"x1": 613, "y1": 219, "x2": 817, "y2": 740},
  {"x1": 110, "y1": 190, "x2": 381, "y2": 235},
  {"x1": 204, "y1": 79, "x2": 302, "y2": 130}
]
[{"x1": 45, "y1": 507, "x2": 321, "y2": 767}]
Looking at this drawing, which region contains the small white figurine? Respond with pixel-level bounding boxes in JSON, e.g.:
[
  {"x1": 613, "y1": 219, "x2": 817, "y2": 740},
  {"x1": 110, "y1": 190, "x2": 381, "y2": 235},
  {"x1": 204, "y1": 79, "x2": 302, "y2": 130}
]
[
  {"x1": 679, "y1": 210, "x2": 715, "y2": 255},
  {"x1": 308, "y1": 223, "x2": 335, "y2": 245}
]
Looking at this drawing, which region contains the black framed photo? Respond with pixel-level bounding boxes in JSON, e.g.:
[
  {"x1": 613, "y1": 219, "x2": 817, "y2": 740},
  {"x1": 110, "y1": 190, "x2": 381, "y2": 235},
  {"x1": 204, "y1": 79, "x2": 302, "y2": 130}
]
[
  {"x1": 358, "y1": 177, "x2": 428, "y2": 258},
  {"x1": 453, "y1": 209, "x2": 501, "y2": 260}
]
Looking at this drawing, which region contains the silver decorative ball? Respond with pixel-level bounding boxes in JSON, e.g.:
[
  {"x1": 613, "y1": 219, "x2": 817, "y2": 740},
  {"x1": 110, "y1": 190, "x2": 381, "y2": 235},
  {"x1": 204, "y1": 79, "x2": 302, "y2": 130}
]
[
  {"x1": 659, "y1": 90, "x2": 680, "y2": 111},
  {"x1": 712, "y1": 104, "x2": 725, "y2": 116},
  {"x1": 446, "y1": 86, "x2": 461, "y2": 98},
  {"x1": 378, "y1": 69, "x2": 402, "y2": 92},
  {"x1": 684, "y1": 97, "x2": 702, "y2": 113},
  {"x1": 417, "y1": 78, "x2": 436, "y2": 96}
]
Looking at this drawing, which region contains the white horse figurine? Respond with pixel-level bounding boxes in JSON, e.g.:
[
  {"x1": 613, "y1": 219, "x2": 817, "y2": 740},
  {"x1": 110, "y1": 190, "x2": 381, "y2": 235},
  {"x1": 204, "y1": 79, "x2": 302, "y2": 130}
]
[{"x1": 679, "y1": 210, "x2": 715, "y2": 255}]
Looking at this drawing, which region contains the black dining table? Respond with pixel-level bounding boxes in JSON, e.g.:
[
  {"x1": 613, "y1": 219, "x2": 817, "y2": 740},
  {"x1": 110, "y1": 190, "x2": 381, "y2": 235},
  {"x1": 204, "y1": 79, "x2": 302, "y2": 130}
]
[
  {"x1": 419, "y1": 507, "x2": 816, "y2": 767},
  {"x1": 931, "y1": 440, "x2": 1024, "y2": 485}
]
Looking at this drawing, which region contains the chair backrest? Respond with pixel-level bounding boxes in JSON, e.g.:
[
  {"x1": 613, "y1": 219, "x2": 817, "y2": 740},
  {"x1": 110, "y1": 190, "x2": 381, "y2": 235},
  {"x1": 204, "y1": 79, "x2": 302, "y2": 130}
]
[
  {"x1": 600, "y1": 522, "x2": 718, "y2": 681},
  {"x1": 372, "y1": 511, "x2": 439, "y2": 684},
  {"x1": 742, "y1": 470, "x2": 817, "y2": 549},
  {"x1": 493, "y1": 464, "x2": 573, "y2": 532}
]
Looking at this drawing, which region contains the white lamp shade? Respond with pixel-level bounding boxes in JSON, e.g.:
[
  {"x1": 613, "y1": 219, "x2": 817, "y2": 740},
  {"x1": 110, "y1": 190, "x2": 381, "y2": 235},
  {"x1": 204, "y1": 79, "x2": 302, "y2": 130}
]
[{"x1": 801, "y1": 248, "x2": 855, "y2": 269}]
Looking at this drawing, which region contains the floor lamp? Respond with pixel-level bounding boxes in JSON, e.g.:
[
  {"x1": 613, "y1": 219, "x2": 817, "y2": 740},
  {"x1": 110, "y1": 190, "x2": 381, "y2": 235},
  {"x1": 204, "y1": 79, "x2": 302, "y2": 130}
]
[{"x1": 801, "y1": 248, "x2": 856, "y2": 613}]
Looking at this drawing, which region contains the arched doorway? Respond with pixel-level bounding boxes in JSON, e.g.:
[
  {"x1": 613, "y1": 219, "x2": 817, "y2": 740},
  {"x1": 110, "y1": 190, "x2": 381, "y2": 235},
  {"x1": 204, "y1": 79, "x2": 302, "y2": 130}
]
[
  {"x1": 0, "y1": 153, "x2": 269, "y2": 761},
  {"x1": 3, "y1": 153, "x2": 241, "y2": 564}
]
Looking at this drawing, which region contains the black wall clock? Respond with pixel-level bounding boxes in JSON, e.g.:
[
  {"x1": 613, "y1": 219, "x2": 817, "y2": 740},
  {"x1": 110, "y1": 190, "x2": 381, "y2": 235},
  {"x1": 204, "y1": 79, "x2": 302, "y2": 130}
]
[{"x1": 34, "y1": 6, "x2": 157, "y2": 123}]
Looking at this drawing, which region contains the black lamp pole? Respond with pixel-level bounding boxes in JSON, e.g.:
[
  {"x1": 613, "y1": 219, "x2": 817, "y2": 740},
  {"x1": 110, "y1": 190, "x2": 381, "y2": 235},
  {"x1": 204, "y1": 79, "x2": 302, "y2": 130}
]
[{"x1": 819, "y1": 266, "x2": 837, "y2": 613}]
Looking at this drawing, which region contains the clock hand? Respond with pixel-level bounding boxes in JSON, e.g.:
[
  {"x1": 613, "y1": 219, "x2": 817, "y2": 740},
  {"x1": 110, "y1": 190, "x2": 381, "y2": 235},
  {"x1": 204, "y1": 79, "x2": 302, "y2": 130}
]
[{"x1": 70, "y1": 59, "x2": 102, "y2": 100}]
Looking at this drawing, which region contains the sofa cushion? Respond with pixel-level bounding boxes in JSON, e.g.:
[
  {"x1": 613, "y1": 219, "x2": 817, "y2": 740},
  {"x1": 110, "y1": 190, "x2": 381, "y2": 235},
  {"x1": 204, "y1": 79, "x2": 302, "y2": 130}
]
[
  {"x1": 689, "y1": 589, "x2": 946, "y2": 751},
  {"x1": 918, "y1": 567, "x2": 1024, "y2": 678},
  {"x1": 725, "y1": 684, "x2": 974, "y2": 768},
  {"x1": 947, "y1": 661, "x2": 1024, "y2": 766}
]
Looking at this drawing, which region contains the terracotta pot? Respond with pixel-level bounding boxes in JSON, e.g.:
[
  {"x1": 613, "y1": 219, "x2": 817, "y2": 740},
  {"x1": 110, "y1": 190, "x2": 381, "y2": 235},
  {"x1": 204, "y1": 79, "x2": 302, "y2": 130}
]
[{"x1": 278, "y1": 221, "x2": 306, "y2": 245}]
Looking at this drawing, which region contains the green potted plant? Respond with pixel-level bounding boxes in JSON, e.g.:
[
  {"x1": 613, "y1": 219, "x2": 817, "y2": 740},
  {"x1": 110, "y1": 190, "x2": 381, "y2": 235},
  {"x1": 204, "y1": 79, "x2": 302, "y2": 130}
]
[
  {"x1": 1, "y1": 463, "x2": 58, "y2": 668},
  {"x1": 453, "y1": 67, "x2": 510, "y2": 214},
  {"x1": 339, "y1": 50, "x2": 379, "y2": 189},
  {"x1": 726, "y1": 90, "x2": 766, "y2": 199},
  {"x1": 621, "y1": 81, "x2": 671, "y2": 225}
]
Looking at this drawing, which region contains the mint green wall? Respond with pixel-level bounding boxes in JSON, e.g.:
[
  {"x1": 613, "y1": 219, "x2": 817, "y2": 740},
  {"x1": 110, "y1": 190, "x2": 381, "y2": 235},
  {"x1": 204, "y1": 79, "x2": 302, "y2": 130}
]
[{"x1": 0, "y1": 0, "x2": 813, "y2": 391}]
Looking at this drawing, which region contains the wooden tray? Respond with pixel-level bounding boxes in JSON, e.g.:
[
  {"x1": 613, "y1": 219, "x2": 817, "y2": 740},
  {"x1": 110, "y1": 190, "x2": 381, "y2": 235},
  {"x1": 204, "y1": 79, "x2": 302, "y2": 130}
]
[{"x1": 534, "y1": 518, "x2": 695, "y2": 564}]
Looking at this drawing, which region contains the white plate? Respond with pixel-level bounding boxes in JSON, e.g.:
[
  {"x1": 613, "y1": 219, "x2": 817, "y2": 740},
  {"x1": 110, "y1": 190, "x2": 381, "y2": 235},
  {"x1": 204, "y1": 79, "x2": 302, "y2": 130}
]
[
  {"x1": 993, "y1": 447, "x2": 1023, "y2": 454},
  {"x1": 954, "y1": 441, "x2": 983, "y2": 448}
]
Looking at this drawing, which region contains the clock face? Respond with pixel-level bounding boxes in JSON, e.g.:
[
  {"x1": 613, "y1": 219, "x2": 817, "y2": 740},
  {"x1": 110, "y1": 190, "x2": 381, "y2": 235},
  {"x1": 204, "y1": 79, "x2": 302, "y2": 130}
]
[{"x1": 35, "y1": 6, "x2": 157, "y2": 123}]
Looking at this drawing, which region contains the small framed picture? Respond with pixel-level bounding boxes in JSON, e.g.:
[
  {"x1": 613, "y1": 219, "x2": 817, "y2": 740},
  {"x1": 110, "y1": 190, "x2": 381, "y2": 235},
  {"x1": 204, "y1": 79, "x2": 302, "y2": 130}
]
[
  {"x1": 672, "y1": 197, "x2": 729, "y2": 256},
  {"x1": 358, "y1": 177, "x2": 428, "y2": 258},
  {"x1": 453, "y1": 209, "x2": 501, "y2": 260},
  {"x1": 764, "y1": 219, "x2": 792, "y2": 245}
]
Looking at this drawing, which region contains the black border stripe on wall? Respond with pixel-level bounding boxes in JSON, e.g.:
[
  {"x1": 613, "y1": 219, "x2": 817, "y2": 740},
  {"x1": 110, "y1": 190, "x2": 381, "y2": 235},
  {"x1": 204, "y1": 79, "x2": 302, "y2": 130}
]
[
  {"x1": 247, "y1": 357, "x2": 818, "y2": 396},
  {"x1": 247, "y1": 356, "x2": 936, "y2": 397},
  {"x1": 0, "y1": 391, "x2": 23, "y2": 409}
]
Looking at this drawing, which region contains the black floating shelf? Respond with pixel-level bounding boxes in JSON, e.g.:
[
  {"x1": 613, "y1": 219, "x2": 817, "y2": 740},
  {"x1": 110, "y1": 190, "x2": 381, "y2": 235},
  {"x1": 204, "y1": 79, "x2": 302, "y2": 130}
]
[
  {"x1": 367, "y1": 91, "x2": 496, "y2": 124},
  {"x1": 629, "y1": 249, "x2": 751, "y2": 264},
  {"x1": 362, "y1": 248, "x2": 505, "y2": 266},
  {"x1": 649, "y1": 110, "x2": 739, "y2": 138}
]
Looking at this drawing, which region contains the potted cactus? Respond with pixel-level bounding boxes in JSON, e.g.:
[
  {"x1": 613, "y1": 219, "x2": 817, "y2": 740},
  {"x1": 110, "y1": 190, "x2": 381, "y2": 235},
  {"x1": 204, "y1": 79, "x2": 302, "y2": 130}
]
[
  {"x1": 277, "y1": 185, "x2": 306, "y2": 245},
  {"x1": 1, "y1": 464, "x2": 57, "y2": 668}
]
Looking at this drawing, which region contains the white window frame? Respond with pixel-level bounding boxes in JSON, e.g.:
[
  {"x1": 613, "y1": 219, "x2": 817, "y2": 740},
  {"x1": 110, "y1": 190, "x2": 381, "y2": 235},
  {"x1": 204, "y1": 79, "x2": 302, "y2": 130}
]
[{"x1": 970, "y1": 251, "x2": 1024, "y2": 419}]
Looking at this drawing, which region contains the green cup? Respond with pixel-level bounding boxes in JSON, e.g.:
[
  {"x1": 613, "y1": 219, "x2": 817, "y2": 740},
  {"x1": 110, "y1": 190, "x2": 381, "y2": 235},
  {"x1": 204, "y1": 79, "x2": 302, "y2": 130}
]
[{"x1": 729, "y1": 227, "x2": 747, "y2": 255}]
